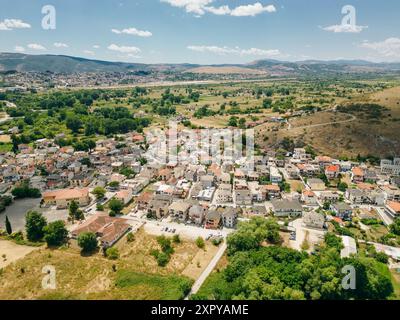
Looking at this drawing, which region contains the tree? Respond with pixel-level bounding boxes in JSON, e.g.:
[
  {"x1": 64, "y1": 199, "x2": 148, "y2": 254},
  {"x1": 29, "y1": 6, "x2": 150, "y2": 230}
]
[
  {"x1": 68, "y1": 200, "x2": 84, "y2": 221},
  {"x1": 77, "y1": 232, "x2": 98, "y2": 253},
  {"x1": 227, "y1": 217, "x2": 280, "y2": 255},
  {"x1": 5, "y1": 215, "x2": 12, "y2": 235},
  {"x1": 390, "y1": 218, "x2": 400, "y2": 236},
  {"x1": 92, "y1": 187, "x2": 106, "y2": 201},
  {"x1": 66, "y1": 115, "x2": 82, "y2": 133},
  {"x1": 338, "y1": 182, "x2": 348, "y2": 192},
  {"x1": 108, "y1": 198, "x2": 124, "y2": 216},
  {"x1": 228, "y1": 116, "x2": 238, "y2": 127},
  {"x1": 25, "y1": 211, "x2": 47, "y2": 242},
  {"x1": 43, "y1": 221, "x2": 68, "y2": 247}
]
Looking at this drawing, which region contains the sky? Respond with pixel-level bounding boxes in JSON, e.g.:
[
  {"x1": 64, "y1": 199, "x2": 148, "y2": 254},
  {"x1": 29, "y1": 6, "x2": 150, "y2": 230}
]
[{"x1": 0, "y1": 0, "x2": 400, "y2": 64}]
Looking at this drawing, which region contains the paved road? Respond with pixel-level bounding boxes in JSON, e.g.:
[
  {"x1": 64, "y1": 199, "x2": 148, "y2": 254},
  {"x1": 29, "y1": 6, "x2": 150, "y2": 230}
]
[{"x1": 186, "y1": 241, "x2": 228, "y2": 299}]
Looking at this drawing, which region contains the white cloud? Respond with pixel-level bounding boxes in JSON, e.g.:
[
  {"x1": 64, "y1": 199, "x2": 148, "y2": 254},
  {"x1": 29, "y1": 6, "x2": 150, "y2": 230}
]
[
  {"x1": 14, "y1": 46, "x2": 25, "y2": 53},
  {"x1": 54, "y1": 42, "x2": 69, "y2": 48},
  {"x1": 112, "y1": 27, "x2": 152, "y2": 37},
  {"x1": 321, "y1": 24, "x2": 367, "y2": 33},
  {"x1": 204, "y1": 5, "x2": 231, "y2": 15},
  {"x1": 230, "y1": 3, "x2": 276, "y2": 16},
  {"x1": 27, "y1": 43, "x2": 46, "y2": 51},
  {"x1": 187, "y1": 45, "x2": 281, "y2": 57},
  {"x1": 0, "y1": 19, "x2": 31, "y2": 31},
  {"x1": 107, "y1": 44, "x2": 141, "y2": 54},
  {"x1": 93, "y1": 45, "x2": 101, "y2": 49},
  {"x1": 360, "y1": 38, "x2": 400, "y2": 59},
  {"x1": 161, "y1": 0, "x2": 276, "y2": 17},
  {"x1": 160, "y1": 0, "x2": 213, "y2": 15},
  {"x1": 83, "y1": 50, "x2": 95, "y2": 55}
]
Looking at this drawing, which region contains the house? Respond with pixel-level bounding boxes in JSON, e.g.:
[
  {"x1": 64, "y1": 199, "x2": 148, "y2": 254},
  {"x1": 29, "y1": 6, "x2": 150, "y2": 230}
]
[
  {"x1": 325, "y1": 165, "x2": 340, "y2": 179},
  {"x1": 158, "y1": 168, "x2": 172, "y2": 181},
  {"x1": 148, "y1": 195, "x2": 172, "y2": 219},
  {"x1": 169, "y1": 201, "x2": 191, "y2": 221},
  {"x1": 303, "y1": 211, "x2": 325, "y2": 229},
  {"x1": 271, "y1": 199, "x2": 303, "y2": 218},
  {"x1": 215, "y1": 188, "x2": 233, "y2": 204},
  {"x1": 301, "y1": 190, "x2": 318, "y2": 206},
  {"x1": 136, "y1": 192, "x2": 153, "y2": 210},
  {"x1": 197, "y1": 188, "x2": 215, "y2": 202},
  {"x1": 381, "y1": 158, "x2": 400, "y2": 176},
  {"x1": 384, "y1": 201, "x2": 400, "y2": 220},
  {"x1": 115, "y1": 189, "x2": 133, "y2": 205},
  {"x1": 319, "y1": 191, "x2": 340, "y2": 203},
  {"x1": 222, "y1": 207, "x2": 238, "y2": 228},
  {"x1": 345, "y1": 189, "x2": 366, "y2": 204},
  {"x1": 270, "y1": 166, "x2": 282, "y2": 184},
  {"x1": 70, "y1": 214, "x2": 131, "y2": 248},
  {"x1": 42, "y1": 188, "x2": 90, "y2": 209},
  {"x1": 205, "y1": 210, "x2": 222, "y2": 229},
  {"x1": 188, "y1": 205, "x2": 206, "y2": 225},
  {"x1": 307, "y1": 178, "x2": 326, "y2": 191},
  {"x1": 262, "y1": 184, "x2": 281, "y2": 200},
  {"x1": 351, "y1": 167, "x2": 364, "y2": 183},
  {"x1": 235, "y1": 189, "x2": 252, "y2": 206},
  {"x1": 331, "y1": 202, "x2": 353, "y2": 220},
  {"x1": 200, "y1": 175, "x2": 215, "y2": 188}
]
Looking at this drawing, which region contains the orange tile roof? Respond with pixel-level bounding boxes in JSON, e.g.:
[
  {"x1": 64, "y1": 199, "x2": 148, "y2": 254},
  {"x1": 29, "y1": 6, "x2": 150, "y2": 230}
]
[
  {"x1": 303, "y1": 190, "x2": 316, "y2": 197},
  {"x1": 326, "y1": 165, "x2": 340, "y2": 172},
  {"x1": 352, "y1": 167, "x2": 364, "y2": 176},
  {"x1": 387, "y1": 201, "x2": 400, "y2": 213}
]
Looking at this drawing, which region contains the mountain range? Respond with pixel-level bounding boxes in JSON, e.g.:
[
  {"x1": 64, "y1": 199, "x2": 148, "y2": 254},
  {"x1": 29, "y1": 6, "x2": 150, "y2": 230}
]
[{"x1": 1, "y1": 52, "x2": 400, "y2": 76}]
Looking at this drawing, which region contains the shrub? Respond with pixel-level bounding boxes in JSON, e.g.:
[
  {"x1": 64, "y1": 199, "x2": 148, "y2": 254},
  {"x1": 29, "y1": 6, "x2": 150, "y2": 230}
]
[
  {"x1": 106, "y1": 247, "x2": 120, "y2": 260},
  {"x1": 196, "y1": 237, "x2": 205, "y2": 249}
]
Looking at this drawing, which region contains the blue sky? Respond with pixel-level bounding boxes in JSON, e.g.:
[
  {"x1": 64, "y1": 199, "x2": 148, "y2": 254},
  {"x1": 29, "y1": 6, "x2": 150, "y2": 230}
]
[{"x1": 1, "y1": 0, "x2": 400, "y2": 64}]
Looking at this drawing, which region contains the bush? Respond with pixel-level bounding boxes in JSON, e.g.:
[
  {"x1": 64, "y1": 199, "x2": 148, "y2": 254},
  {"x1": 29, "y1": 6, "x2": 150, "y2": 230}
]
[
  {"x1": 106, "y1": 247, "x2": 120, "y2": 260},
  {"x1": 196, "y1": 237, "x2": 205, "y2": 249},
  {"x1": 126, "y1": 232, "x2": 135, "y2": 242},
  {"x1": 212, "y1": 238, "x2": 223, "y2": 246},
  {"x1": 172, "y1": 234, "x2": 181, "y2": 244}
]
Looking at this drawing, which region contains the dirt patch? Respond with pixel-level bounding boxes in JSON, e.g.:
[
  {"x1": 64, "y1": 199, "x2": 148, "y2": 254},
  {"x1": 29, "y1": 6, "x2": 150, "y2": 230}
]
[
  {"x1": 0, "y1": 240, "x2": 40, "y2": 269},
  {"x1": 182, "y1": 243, "x2": 220, "y2": 280}
]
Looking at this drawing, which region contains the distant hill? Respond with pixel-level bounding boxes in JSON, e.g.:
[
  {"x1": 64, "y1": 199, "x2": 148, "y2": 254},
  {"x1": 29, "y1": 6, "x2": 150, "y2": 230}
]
[
  {"x1": 1, "y1": 52, "x2": 400, "y2": 75},
  {"x1": 0, "y1": 53, "x2": 196, "y2": 74}
]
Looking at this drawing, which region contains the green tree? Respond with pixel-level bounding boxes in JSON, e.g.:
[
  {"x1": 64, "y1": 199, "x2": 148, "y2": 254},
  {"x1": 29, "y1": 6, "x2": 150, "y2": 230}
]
[
  {"x1": 5, "y1": 215, "x2": 12, "y2": 235},
  {"x1": 109, "y1": 198, "x2": 124, "y2": 216},
  {"x1": 68, "y1": 200, "x2": 84, "y2": 221},
  {"x1": 25, "y1": 211, "x2": 47, "y2": 242},
  {"x1": 77, "y1": 232, "x2": 98, "y2": 253},
  {"x1": 43, "y1": 221, "x2": 68, "y2": 247},
  {"x1": 92, "y1": 187, "x2": 106, "y2": 200}
]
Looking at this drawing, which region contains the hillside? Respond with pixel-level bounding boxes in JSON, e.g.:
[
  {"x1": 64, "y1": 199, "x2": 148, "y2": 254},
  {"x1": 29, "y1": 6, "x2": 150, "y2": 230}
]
[{"x1": 1, "y1": 52, "x2": 400, "y2": 76}]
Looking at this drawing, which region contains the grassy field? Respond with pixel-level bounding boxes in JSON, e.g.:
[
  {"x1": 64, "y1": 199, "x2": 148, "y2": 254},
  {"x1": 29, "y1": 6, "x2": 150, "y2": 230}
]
[{"x1": 0, "y1": 229, "x2": 207, "y2": 300}]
